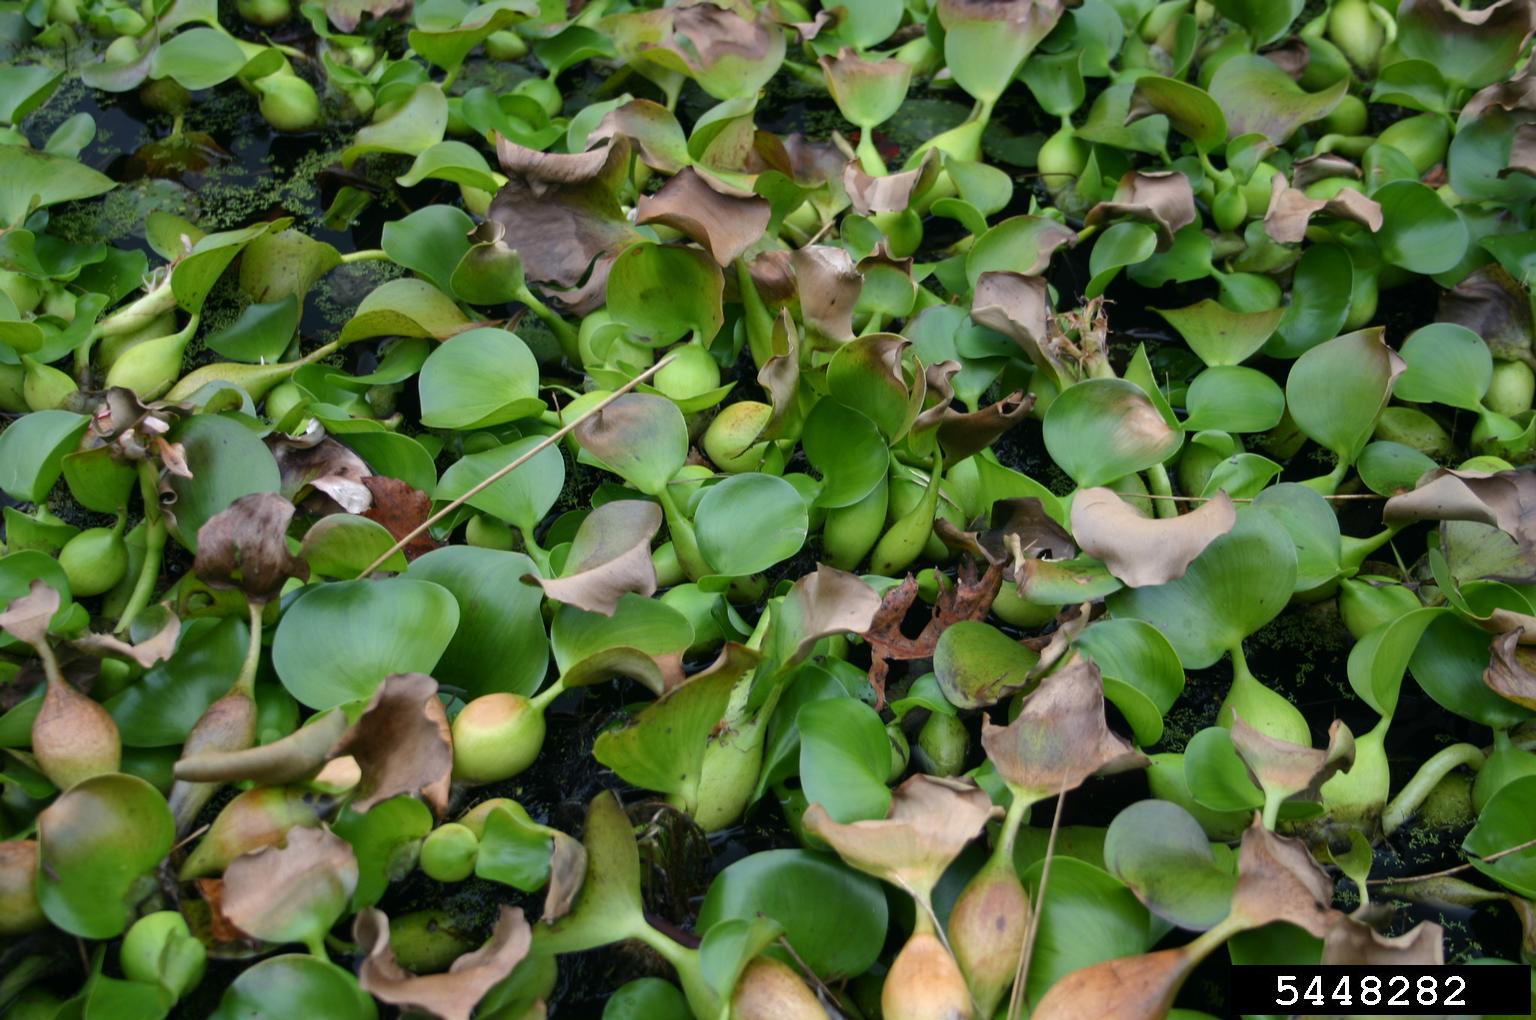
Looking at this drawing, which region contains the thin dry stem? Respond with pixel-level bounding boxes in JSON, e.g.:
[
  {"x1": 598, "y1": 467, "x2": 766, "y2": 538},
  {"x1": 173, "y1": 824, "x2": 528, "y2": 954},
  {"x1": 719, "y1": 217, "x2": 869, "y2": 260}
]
[{"x1": 1007, "y1": 778, "x2": 1069, "y2": 1020}]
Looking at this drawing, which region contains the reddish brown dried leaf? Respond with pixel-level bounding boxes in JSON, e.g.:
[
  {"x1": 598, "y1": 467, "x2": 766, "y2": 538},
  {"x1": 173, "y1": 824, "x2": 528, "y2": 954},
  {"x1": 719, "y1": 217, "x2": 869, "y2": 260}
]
[
  {"x1": 331, "y1": 672, "x2": 452, "y2": 818},
  {"x1": 863, "y1": 559, "x2": 1003, "y2": 706},
  {"x1": 362, "y1": 475, "x2": 440, "y2": 562},
  {"x1": 357, "y1": 904, "x2": 533, "y2": 1020}
]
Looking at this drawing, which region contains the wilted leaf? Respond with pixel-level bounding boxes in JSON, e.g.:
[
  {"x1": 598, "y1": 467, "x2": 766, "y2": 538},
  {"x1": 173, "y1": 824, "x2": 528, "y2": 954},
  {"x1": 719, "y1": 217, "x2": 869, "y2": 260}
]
[
  {"x1": 356, "y1": 904, "x2": 532, "y2": 1020},
  {"x1": 1384, "y1": 469, "x2": 1536, "y2": 559},
  {"x1": 269, "y1": 431, "x2": 373, "y2": 516},
  {"x1": 1085, "y1": 171, "x2": 1196, "y2": 250},
  {"x1": 1263, "y1": 175, "x2": 1383, "y2": 244},
  {"x1": 1484, "y1": 629, "x2": 1536, "y2": 711},
  {"x1": 174, "y1": 710, "x2": 348, "y2": 785},
  {"x1": 1070, "y1": 488, "x2": 1236, "y2": 588},
  {"x1": 73, "y1": 615, "x2": 181, "y2": 669},
  {"x1": 1031, "y1": 944, "x2": 1204, "y2": 1020},
  {"x1": 1438, "y1": 264, "x2": 1534, "y2": 365},
  {"x1": 803, "y1": 774, "x2": 999, "y2": 902},
  {"x1": 1229, "y1": 714, "x2": 1355, "y2": 806},
  {"x1": 791, "y1": 245, "x2": 862, "y2": 341},
  {"x1": 981, "y1": 657, "x2": 1147, "y2": 799},
  {"x1": 863, "y1": 560, "x2": 1003, "y2": 706},
  {"x1": 0, "y1": 578, "x2": 61, "y2": 647},
  {"x1": 1321, "y1": 916, "x2": 1444, "y2": 965},
  {"x1": 331, "y1": 673, "x2": 451, "y2": 817},
  {"x1": 843, "y1": 150, "x2": 939, "y2": 216},
  {"x1": 528, "y1": 500, "x2": 661, "y2": 615},
  {"x1": 361, "y1": 476, "x2": 439, "y2": 562},
  {"x1": 1227, "y1": 821, "x2": 1337, "y2": 937},
  {"x1": 193, "y1": 493, "x2": 309, "y2": 603},
  {"x1": 972, "y1": 271, "x2": 1050, "y2": 360},
  {"x1": 221, "y1": 826, "x2": 359, "y2": 951},
  {"x1": 769, "y1": 564, "x2": 883, "y2": 672},
  {"x1": 634, "y1": 167, "x2": 770, "y2": 266}
]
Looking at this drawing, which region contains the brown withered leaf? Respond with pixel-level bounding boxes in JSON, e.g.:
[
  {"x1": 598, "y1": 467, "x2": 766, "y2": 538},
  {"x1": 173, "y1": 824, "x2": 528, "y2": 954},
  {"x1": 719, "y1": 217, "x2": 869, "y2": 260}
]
[
  {"x1": 757, "y1": 309, "x2": 801, "y2": 440},
  {"x1": 1230, "y1": 714, "x2": 1355, "y2": 805},
  {"x1": 357, "y1": 905, "x2": 533, "y2": 1020},
  {"x1": 331, "y1": 673, "x2": 452, "y2": 818},
  {"x1": 646, "y1": 0, "x2": 786, "y2": 100},
  {"x1": 1070, "y1": 488, "x2": 1236, "y2": 588},
  {"x1": 863, "y1": 559, "x2": 1003, "y2": 707},
  {"x1": 193, "y1": 493, "x2": 308, "y2": 604},
  {"x1": 981, "y1": 656, "x2": 1147, "y2": 799},
  {"x1": 803, "y1": 774, "x2": 1000, "y2": 903},
  {"x1": 635, "y1": 167, "x2": 771, "y2": 266},
  {"x1": 746, "y1": 249, "x2": 795, "y2": 304},
  {"x1": 938, "y1": 497, "x2": 1078, "y2": 568},
  {"x1": 0, "y1": 579, "x2": 60, "y2": 648},
  {"x1": 221, "y1": 826, "x2": 359, "y2": 947},
  {"x1": 842, "y1": 149, "x2": 938, "y2": 216},
  {"x1": 528, "y1": 500, "x2": 661, "y2": 615},
  {"x1": 489, "y1": 136, "x2": 639, "y2": 310},
  {"x1": 1263, "y1": 174, "x2": 1383, "y2": 244},
  {"x1": 1485, "y1": 629, "x2": 1536, "y2": 711},
  {"x1": 74, "y1": 613, "x2": 181, "y2": 669},
  {"x1": 1032, "y1": 943, "x2": 1205, "y2": 1020},
  {"x1": 781, "y1": 132, "x2": 847, "y2": 186},
  {"x1": 971, "y1": 271, "x2": 1050, "y2": 352},
  {"x1": 194, "y1": 878, "x2": 246, "y2": 943},
  {"x1": 916, "y1": 363, "x2": 1032, "y2": 462},
  {"x1": 1384, "y1": 468, "x2": 1536, "y2": 559},
  {"x1": 791, "y1": 244, "x2": 862, "y2": 341},
  {"x1": 773, "y1": 564, "x2": 883, "y2": 670},
  {"x1": 1228, "y1": 821, "x2": 1337, "y2": 937},
  {"x1": 1438, "y1": 264, "x2": 1535, "y2": 366},
  {"x1": 1085, "y1": 171, "x2": 1197, "y2": 250},
  {"x1": 174, "y1": 709, "x2": 348, "y2": 785},
  {"x1": 543, "y1": 831, "x2": 588, "y2": 923},
  {"x1": 1465, "y1": 64, "x2": 1536, "y2": 119},
  {"x1": 1322, "y1": 916, "x2": 1445, "y2": 965},
  {"x1": 268, "y1": 428, "x2": 373, "y2": 516},
  {"x1": 361, "y1": 476, "x2": 439, "y2": 562},
  {"x1": 323, "y1": 0, "x2": 409, "y2": 32},
  {"x1": 1026, "y1": 601, "x2": 1096, "y2": 679},
  {"x1": 1399, "y1": 0, "x2": 1536, "y2": 87},
  {"x1": 1289, "y1": 153, "x2": 1361, "y2": 190}
]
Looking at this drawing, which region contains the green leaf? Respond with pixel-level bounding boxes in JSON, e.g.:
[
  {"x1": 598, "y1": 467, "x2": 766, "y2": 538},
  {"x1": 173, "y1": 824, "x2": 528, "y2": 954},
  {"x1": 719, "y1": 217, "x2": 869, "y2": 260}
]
[
  {"x1": 1211, "y1": 0, "x2": 1303, "y2": 45},
  {"x1": 593, "y1": 662, "x2": 739, "y2": 808},
  {"x1": 209, "y1": 956, "x2": 377, "y2": 1020},
  {"x1": 475, "y1": 801, "x2": 555, "y2": 890},
  {"x1": 1395, "y1": 0, "x2": 1534, "y2": 90},
  {"x1": 397, "y1": 141, "x2": 503, "y2": 192},
  {"x1": 340, "y1": 278, "x2": 469, "y2": 344},
  {"x1": 1374, "y1": 180, "x2": 1469, "y2": 276},
  {"x1": 0, "y1": 142, "x2": 116, "y2": 228},
  {"x1": 1251, "y1": 484, "x2": 1342, "y2": 592},
  {"x1": 150, "y1": 28, "x2": 249, "y2": 90},
  {"x1": 342, "y1": 83, "x2": 449, "y2": 167},
  {"x1": 1181, "y1": 366, "x2": 1285, "y2": 433},
  {"x1": 1108, "y1": 509, "x2": 1296, "y2": 668},
  {"x1": 332, "y1": 797, "x2": 434, "y2": 909},
  {"x1": 826, "y1": 334, "x2": 920, "y2": 443},
  {"x1": 1393, "y1": 322, "x2": 1492, "y2": 412},
  {"x1": 407, "y1": 547, "x2": 549, "y2": 699},
  {"x1": 607, "y1": 243, "x2": 724, "y2": 345},
  {"x1": 573, "y1": 393, "x2": 689, "y2": 497},
  {"x1": 1208, "y1": 55, "x2": 1347, "y2": 145},
  {"x1": 1346, "y1": 606, "x2": 1447, "y2": 718},
  {"x1": 1411, "y1": 613, "x2": 1533, "y2": 729},
  {"x1": 0, "y1": 65, "x2": 62, "y2": 125},
  {"x1": 539, "y1": 791, "x2": 648, "y2": 954},
  {"x1": 271, "y1": 578, "x2": 460, "y2": 709},
  {"x1": 0, "y1": 409, "x2": 88, "y2": 503},
  {"x1": 1466, "y1": 774, "x2": 1536, "y2": 898},
  {"x1": 1183, "y1": 726, "x2": 1264, "y2": 813},
  {"x1": 205, "y1": 297, "x2": 299, "y2": 363},
  {"x1": 1132, "y1": 76, "x2": 1227, "y2": 153},
  {"x1": 933, "y1": 619, "x2": 1038, "y2": 710},
  {"x1": 435, "y1": 435, "x2": 564, "y2": 536},
  {"x1": 1104, "y1": 799, "x2": 1235, "y2": 929},
  {"x1": 797, "y1": 697, "x2": 891, "y2": 823},
  {"x1": 1284, "y1": 328, "x2": 1403, "y2": 465},
  {"x1": 603, "y1": 979, "x2": 691, "y2": 1020},
  {"x1": 299, "y1": 515, "x2": 405, "y2": 579},
  {"x1": 695, "y1": 474, "x2": 808, "y2": 577},
  {"x1": 1076, "y1": 618, "x2": 1185, "y2": 746},
  {"x1": 418, "y1": 327, "x2": 543, "y2": 429},
  {"x1": 1021, "y1": 856, "x2": 1156, "y2": 1003},
  {"x1": 163, "y1": 415, "x2": 282, "y2": 552},
  {"x1": 1043, "y1": 377, "x2": 1183, "y2": 487},
  {"x1": 803, "y1": 400, "x2": 889, "y2": 509},
  {"x1": 697, "y1": 848, "x2": 888, "y2": 980},
  {"x1": 382, "y1": 205, "x2": 474, "y2": 296},
  {"x1": 1268, "y1": 243, "x2": 1353, "y2": 358},
  {"x1": 172, "y1": 222, "x2": 273, "y2": 314},
  {"x1": 1086, "y1": 221, "x2": 1158, "y2": 297},
  {"x1": 36, "y1": 773, "x2": 175, "y2": 938},
  {"x1": 966, "y1": 215, "x2": 1078, "y2": 286},
  {"x1": 1154, "y1": 300, "x2": 1282, "y2": 367}
]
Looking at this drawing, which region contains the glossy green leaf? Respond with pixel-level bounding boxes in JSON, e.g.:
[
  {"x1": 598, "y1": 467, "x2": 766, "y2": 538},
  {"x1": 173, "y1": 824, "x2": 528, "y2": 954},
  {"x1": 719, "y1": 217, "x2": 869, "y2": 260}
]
[
  {"x1": 0, "y1": 410, "x2": 88, "y2": 503},
  {"x1": 696, "y1": 474, "x2": 808, "y2": 577},
  {"x1": 1104, "y1": 799, "x2": 1235, "y2": 930},
  {"x1": 1076, "y1": 618, "x2": 1185, "y2": 746},
  {"x1": 1209, "y1": 55, "x2": 1347, "y2": 144},
  {"x1": 164, "y1": 414, "x2": 282, "y2": 552},
  {"x1": 407, "y1": 547, "x2": 548, "y2": 699},
  {"x1": 1466, "y1": 774, "x2": 1536, "y2": 898},
  {"x1": 418, "y1": 327, "x2": 543, "y2": 430},
  {"x1": 1393, "y1": 322, "x2": 1492, "y2": 411},
  {"x1": 1181, "y1": 366, "x2": 1285, "y2": 433},
  {"x1": 435, "y1": 435, "x2": 564, "y2": 536},
  {"x1": 797, "y1": 697, "x2": 891, "y2": 823},
  {"x1": 933, "y1": 619, "x2": 1038, "y2": 710},
  {"x1": 1132, "y1": 76, "x2": 1226, "y2": 153},
  {"x1": 271, "y1": 579, "x2": 460, "y2": 709},
  {"x1": 209, "y1": 956, "x2": 377, "y2": 1020},
  {"x1": 1043, "y1": 377, "x2": 1183, "y2": 487},
  {"x1": 332, "y1": 797, "x2": 434, "y2": 909},
  {"x1": 607, "y1": 243, "x2": 724, "y2": 345},
  {"x1": 803, "y1": 401, "x2": 889, "y2": 509},
  {"x1": 1284, "y1": 328, "x2": 1403, "y2": 465},
  {"x1": 1154, "y1": 301, "x2": 1283, "y2": 367}
]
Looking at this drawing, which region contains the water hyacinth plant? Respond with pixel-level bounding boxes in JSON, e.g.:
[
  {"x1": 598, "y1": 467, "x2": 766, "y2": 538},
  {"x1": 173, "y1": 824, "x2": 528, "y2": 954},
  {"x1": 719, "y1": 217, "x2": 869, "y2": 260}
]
[{"x1": 4, "y1": 0, "x2": 1536, "y2": 1016}]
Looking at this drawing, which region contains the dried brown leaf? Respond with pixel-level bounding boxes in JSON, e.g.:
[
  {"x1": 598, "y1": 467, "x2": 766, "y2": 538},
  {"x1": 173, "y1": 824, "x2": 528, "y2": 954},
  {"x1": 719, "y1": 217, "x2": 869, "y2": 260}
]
[
  {"x1": 802, "y1": 774, "x2": 1000, "y2": 900},
  {"x1": 1383, "y1": 468, "x2": 1536, "y2": 559},
  {"x1": 268, "y1": 428, "x2": 373, "y2": 515},
  {"x1": 980, "y1": 657, "x2": 1146, "y2": 798},
  {"x1": 1438, "y1": 264, "x2": 1535, "y2": 365},
  {"x1": 1031, "y1": 944, "x2": 1202, "y2": 1020},
  {"x1": 757, "y1": 309, "x2": 801, "y2": 439},
  {"x1": 0, "y1": 579, "x2": 60, "y2": 648},
  {"x1": 543, "y1": 831, "x2": 588, "y2": 923},
  {"x1": 635, "y1": 167, "x2": 771, "y2": 266},
  {"x1": 332, "y1": 673, "x2": 452, "y2": 817},
  {"x1": 1321, "y1": 916, "x2": 1445, "y2": 965},
  {"x1": 972, "y1": 271, "x2": 1050, "y2": 353},
  {"x1": 1085, "y1": 171, "x2": 1197, "y2": 250},
  {"x1": 1228, "y1": 821, "x2": 1337, "y2": 937},
  {"x1": 1070, "y1": 487, "x2": 1236, "y2": 588},
  {"x1": 1230, "y1": 714, "x2": 1355, "y2": 804},
  {"x1": 777, "y1": 564, "x2": 883, "y2": 668},
  {"x1": 791, "y1": 244, "x2": 862, "y2": 341},
  {"x1": 1485, "y1": 629, "x2": 1536, "y2": 711},
  {"x1": 221, "y1": 826, "x2": 359, "y2": 946},
  {"x1": 842, "y1": 149, "x2": 938, "y2": 216},
  {"x1": 361, "y1": 476, "x2": 439, "y2": 562},
  {"x1": 356, "y1": 904, "x2": 533, "y2": 1020},
  {"x1": 528, "y1": 500, "x2": 661, "y2": 615},
  {"x1": 1263, "y1": 173, "x2": 1383, "y2": 244},
  {"x1": 863, "y1": 559, "x2": 1003, "y2": 706},
  {"x1": 73, "y1": 614, "x2": 181, "y2": 669},
  {"x1": 193, "y1": 493, "x2": 308, "y2": 603}
]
